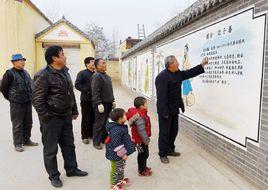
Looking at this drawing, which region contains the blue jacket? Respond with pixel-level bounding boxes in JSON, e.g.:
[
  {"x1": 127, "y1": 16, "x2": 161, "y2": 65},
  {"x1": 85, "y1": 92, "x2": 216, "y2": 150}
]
[{"x1": 105, "y1": 122, "x2": 135, "y2": 161}]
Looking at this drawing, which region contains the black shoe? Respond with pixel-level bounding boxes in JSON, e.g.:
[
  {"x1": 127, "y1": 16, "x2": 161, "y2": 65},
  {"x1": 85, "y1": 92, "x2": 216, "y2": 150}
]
[
  {"x1": 15, "y1": 145, "x2": 24, "y2": 152},
  {"x1": 93, "y1": 144, "x2": 103, "y2": 150},
  {"x1": 82, "y1": 139, "x2": 89, "y2": 144},
  {"x1": 66, "y1": 169, "x2": 88, "y2": 177},
  {"x1": 160, "y1": 156, "x2": 169, "y2": 164},
  {"x1": 51, "y1": 178, "x2": 62, "y2": 188},
  {"x1": 167, "y1": 151, "x2": 181, "y2": 157},
  {"x1": 23, "y1": 140, "x2": 38, "y2": 146}
]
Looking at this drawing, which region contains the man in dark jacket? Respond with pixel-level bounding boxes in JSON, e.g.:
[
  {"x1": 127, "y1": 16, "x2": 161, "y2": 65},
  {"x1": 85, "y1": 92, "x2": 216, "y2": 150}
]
[
  {"x1": 155, "y1": 55, "x2": 208, "y2": 164},
  {"x1": 0, "y1": 54, "x2": 38, "y2": 152},
  {"x1": 75, "y1": 57, "x2": 95, "y2": 144},
  {"x1": 32, "y1": 46, "x2": 87, "y2": 188},
  {"x1": 91, "y1": 58, "x2": 116, "y2": 150}
]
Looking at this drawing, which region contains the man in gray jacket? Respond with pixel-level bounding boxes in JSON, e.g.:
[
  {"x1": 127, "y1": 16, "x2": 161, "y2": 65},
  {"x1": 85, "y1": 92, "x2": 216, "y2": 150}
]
[{"x1": 91, "y1": 58, "x2": 116, "y2": 149}]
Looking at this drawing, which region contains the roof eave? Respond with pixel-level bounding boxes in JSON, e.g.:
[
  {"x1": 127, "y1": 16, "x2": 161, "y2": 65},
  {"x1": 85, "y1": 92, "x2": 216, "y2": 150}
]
[{"x1": 121, "y1": 0, "x2": 234, "y2": 59}]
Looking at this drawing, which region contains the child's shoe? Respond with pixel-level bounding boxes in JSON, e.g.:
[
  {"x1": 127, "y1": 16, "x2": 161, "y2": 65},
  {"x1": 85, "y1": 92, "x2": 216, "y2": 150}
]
[
  {"x1": 111, "y1": 183, "x2": 124, "y2": 190},
  {"x1": 145, "y1": 167, "x2": 153, "y2": 175},
  {"x1": 139, "y1": 170, "x2": 152, "y2": 176},
  {"x1": 121, "y1": 178, "x2": 131, "y2": 186}
]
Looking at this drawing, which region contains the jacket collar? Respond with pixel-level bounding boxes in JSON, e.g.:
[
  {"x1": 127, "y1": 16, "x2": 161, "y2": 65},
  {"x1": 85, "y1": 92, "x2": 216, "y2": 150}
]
[
  {"x1": 12, "y1": 67, "x2": 24, "y2": 72},
  {"x1": 96, "y1": 70, "x2": 106, "y2": 75},
  {"x1": 127, "y1": 107, "x2": 148, "y2": 119},
  {"x1": 166, "y1": 68, "x2": 181, "y2": 75},
  {"x1": 86, "y1": 69, "x2": 94, "y2": 74},
  {"x1": 47, "y1": 65, "x2": 69, "y2": 74},
  {"x1": 139, "y1": 108, "x2": 148, "y2": 115}
]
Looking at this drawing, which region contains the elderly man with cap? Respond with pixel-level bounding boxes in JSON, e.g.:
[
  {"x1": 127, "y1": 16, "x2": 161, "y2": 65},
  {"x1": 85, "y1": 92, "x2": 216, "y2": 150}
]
[{"x1": 0, "y1": 54, "x2": 38, "y2": 152}]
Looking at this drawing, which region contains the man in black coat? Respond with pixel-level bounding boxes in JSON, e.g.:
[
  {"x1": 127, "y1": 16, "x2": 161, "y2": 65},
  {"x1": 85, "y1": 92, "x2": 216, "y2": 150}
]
[
  {"x1": 32, "y1": 46, "x2": 88, "y2": 188},
  {"x1": 0, "y1": 54, "x2": 38, "y2": 152},
  {"x1": 75, "y1": 57, "x2": 95, "y2": 144},
  {"x1": 91, "y1": 58, "x2": 116, "y2": 150},
  {"x1": 155, "y1": 55, "x2": 208, "y2": 164}
]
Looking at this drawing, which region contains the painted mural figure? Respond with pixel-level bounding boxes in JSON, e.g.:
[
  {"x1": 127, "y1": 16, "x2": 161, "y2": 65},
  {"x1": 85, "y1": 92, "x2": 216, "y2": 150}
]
[
  {"x1": 144, "y1": 58, "x2": 149, "y2": 94},
  {"x1": 138, "y1": 67, "x2": 142, "y2": 92},
  {"x1": 133, "y1": 58, "x2": 137, "y2": 90},
  {"x1": 182, "y1": 44, "x2": 195, "y2": 107},
  {"x1": 128, "y1": 60, "x2": 132, "y2": 86},
  {"x1": 156, "y1": 51, "x2": 165, "y2": 74}
]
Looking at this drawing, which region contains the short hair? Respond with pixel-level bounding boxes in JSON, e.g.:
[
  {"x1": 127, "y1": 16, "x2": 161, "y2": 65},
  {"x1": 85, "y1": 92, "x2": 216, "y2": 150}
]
[
  {"x1": 84, "y1": 57, "x2": 95, "y2": 67},
  {"x1": 134, "y1": 96, "x2": 147, "y2": 109},
  {"x1": 94, "y1": 58, "x2": 104, "y2": 68},
  {"x1": 110, "y1": 108, "x2": 125, "y2": 122},
  {"x1": 45, "y1": 46, "x2": 63, "y2": 65},
  {"x1": 165, "y1": 55, "x2": 176, "y2": 69}
]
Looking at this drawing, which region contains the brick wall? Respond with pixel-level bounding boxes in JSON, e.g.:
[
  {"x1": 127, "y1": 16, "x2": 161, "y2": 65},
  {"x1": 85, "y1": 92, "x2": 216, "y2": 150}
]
[
  {"x1": 121, "y1": 0, "x2": 268, "y2": 189},
  {"x1": 178, "y1": 1, "x2": 268, "y2": 189}
]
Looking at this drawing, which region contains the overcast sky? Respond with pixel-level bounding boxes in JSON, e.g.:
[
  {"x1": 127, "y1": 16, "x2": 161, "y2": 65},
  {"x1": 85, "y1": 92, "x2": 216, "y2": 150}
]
[{"x1": 31, "y1": 0, "x2": 197, "y2": 43}]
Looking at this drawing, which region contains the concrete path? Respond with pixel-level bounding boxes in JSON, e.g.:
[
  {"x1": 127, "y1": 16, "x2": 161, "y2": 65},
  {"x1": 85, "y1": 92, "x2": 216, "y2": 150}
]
[{"x1": 0, "y1": 84, "x2": 260, "y2": 190}]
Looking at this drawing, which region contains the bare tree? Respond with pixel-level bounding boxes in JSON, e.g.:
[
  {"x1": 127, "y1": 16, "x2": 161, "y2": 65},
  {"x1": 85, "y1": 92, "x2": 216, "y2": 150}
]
[{"x1": 84, "y1": 22, "x2": 117, "y2": 59}]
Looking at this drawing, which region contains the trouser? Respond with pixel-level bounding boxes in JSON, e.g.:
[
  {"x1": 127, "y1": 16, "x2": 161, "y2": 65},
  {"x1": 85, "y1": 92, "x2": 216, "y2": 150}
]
[
  {"x1": 158, "y1": 114, "x2": 179, "y2": 157},
  {"x1": 110, "y1": 159, "x2": 126, "y2": 186},
  {"x1": 81, "y1": 101, "x2": 94, "y2": 140},
  {"x1": 10, "y1": 101, "x2": 33, "y2": 146},
  {"x1": 41, "y1": 115, "x2": 78, "y2": 180},
  {"x1": 137, "y1": 143, "x2": 149, "y2": 172},
  {"x1": 93, "y1": 103, "x2": 112, "y2": 145}
]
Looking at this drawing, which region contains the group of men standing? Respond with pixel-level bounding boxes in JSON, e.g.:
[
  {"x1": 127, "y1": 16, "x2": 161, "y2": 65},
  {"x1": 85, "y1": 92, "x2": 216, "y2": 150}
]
[
  {"x1": 0, "y1": 46, "x2": 115, "y2": 188},
  {"x1": 75, "y1": 56, "x2": 115, "y2": 149},
  {"x1": 0, "y1": 45, "x2": 208, "y2": 187}
]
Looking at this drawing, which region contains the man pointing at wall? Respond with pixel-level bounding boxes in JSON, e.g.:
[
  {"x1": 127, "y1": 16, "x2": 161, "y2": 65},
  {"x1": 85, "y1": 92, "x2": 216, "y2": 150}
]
[{"x1": 155, "y1": 55, "x2": 208, "y2": 164}]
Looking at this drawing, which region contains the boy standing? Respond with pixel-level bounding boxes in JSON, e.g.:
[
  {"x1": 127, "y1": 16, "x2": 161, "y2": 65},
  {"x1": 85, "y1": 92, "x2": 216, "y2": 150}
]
[
  {"x1": 105, "y1": 108, "x2": 135, "y2": 190},
  {"x1": 126, "y1": 97, "x2": 152, "y2": 176}
]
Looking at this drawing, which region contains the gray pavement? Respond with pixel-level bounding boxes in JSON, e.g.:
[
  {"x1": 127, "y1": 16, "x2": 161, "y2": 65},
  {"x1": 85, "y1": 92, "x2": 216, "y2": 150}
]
[{"x1": 0, "y1": 84, "x2": 260, "y2": 190}]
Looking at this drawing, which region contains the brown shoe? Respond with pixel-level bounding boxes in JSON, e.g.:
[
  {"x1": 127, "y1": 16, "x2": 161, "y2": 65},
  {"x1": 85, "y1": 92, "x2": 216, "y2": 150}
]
[
  {"x1": 66, "y1": 169, "x2": 88, "y2": 177},
  {"x1": 160, "y1": 156, "x2": 169, "y2": 164},
  {"x1": 24, "y1": 140, "x2": 38, "y2": 146},
  {"x1": 167, "y1": 151, "x2": 181, "y2": 157},
  {"x1": 93, "y1": 144, "x2": 103, "y2": 150}
]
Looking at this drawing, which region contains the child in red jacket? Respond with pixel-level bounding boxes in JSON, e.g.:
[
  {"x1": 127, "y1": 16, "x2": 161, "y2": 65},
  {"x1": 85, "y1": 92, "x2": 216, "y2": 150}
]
[{"x1": 126, "y1": 96, "x2": 152, "y2": 176}]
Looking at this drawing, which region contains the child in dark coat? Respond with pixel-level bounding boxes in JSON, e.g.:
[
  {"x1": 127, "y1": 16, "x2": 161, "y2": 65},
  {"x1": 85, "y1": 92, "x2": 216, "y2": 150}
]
[
  {"x1": 126, "y1": 96, "x2": 152, "y2": 176},
  {"x1": 105, "y1": 108, "x2": 135, "y2": 190}
]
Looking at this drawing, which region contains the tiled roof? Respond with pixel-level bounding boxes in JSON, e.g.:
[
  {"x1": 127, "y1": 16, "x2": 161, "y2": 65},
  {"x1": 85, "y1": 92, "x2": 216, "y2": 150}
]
[
  {"x1": 35, "y1": 16, "x2": 95, "y2": 48},
  {"x1": 121, "y1": 0, "x2": 233, "y2": 59}
]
